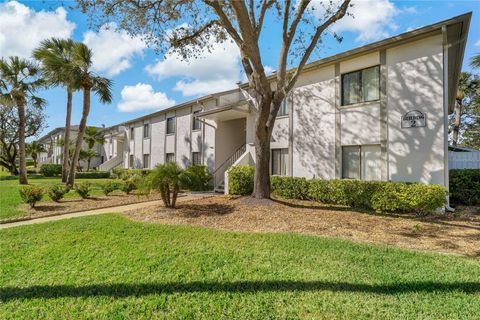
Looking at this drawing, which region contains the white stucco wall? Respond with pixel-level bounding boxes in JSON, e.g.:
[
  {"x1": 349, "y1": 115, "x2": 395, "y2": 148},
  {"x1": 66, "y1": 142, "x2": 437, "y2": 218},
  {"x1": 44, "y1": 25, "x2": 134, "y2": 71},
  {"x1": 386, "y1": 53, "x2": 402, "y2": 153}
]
[{"x1": 386, "y1": 34, "x2": 445, "y2": 185}]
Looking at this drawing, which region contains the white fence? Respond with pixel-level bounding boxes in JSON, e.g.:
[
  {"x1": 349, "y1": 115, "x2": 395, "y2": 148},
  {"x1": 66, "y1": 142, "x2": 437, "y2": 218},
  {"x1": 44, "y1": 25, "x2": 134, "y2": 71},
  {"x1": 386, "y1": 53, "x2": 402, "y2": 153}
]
[{"x1": 448, "y1": 151, "x2": 480, "y2": 169}]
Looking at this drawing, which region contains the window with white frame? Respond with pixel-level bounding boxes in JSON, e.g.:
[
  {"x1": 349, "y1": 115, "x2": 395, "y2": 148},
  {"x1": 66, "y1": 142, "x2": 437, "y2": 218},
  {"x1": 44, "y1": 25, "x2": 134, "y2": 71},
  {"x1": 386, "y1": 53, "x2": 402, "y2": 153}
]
[
  {"x1": 192, "y1": 111, "x2": 201, "y2": 130},
  {"x1": 192, "y1": 152, "x2": 201, "y2": 166},
  {"x1": 166, "y1": 117, "x2": 175, "y2": 134},
  {"x1": 342, "y1": 145, "x2": 381, "y2": 180},
  {"x1": 143, "y1": 123, "x2": 150, "y2": 138},
  {"x1": 341, "y1": 66, "x2": 380, "y2": 106},
  {"x1": 143, "y1": 154, "x2": 150, "y2": 168},
  {"x1": 166, "y1": 153, "x2": 175, "y2": 163},
  {"x1": 271, "y1": 148, "x2": 288, "y2": 176}
]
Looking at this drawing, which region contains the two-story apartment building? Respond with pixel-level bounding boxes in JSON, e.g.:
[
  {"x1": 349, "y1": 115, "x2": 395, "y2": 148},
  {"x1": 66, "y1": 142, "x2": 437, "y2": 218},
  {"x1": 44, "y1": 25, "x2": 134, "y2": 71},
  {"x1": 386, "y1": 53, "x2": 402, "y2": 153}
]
[{"x1": 39, "y1": 13, "x2": 471, "y2": 194}]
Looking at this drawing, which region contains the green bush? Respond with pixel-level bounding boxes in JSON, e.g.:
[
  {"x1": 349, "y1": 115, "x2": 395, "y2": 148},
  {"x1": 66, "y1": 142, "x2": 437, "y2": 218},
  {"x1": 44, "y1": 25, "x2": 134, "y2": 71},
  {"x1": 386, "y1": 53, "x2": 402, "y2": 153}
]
[
  {"x1": 122, "y1": 176, "x2": 140, "y2": 194},
  {"x1": 271, "y1": 176, "x2": 310, "y2": 200},
  {"x1": 19, "y1": 185, "x2": 44, "y2": 208},
  {"x1": 181, "y1": 165, "x2": 213, "y2": 191},
  {"x1": 228, "y1": 166, "x2": 255, "y2": 196},
  {"x1": 75, "y1": 171, "x2": 111, "y2": 179},
  {"x1": 47, "y1": 184, "x2": 69, "y2": 202},
  {"x1": 101, "y1": 181, "x2": 122, "y2": 195},
  {"x1": 74, "y1": 182, "x2": 92, "y2": 199},
  {"x1": 39, "y1": 164, "x2": 62, "y2": 177},
  {"x1": 112, "y1": 168, "x2": 151, "y2": 180},
  {"x1": 449, "y1": 169, "x2": 480, "y2": 205}
]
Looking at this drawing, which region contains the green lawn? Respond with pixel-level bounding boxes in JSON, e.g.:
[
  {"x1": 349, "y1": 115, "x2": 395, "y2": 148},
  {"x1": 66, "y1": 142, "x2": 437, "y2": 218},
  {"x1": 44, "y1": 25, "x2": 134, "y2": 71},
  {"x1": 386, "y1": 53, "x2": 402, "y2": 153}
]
[
  {"x1": 1, "y1": 214, "x2": 479, "y2": 319},
  {"x1": 0, "y1": 176, "x2": 115, "y2": 221}
]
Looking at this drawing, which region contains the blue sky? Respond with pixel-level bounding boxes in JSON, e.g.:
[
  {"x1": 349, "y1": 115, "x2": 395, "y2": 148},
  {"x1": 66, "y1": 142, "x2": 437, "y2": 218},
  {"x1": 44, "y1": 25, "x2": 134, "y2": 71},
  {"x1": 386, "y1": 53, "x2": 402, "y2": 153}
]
[{"x1": 1, "y1": 0, "x2": 479, "y2": 137}]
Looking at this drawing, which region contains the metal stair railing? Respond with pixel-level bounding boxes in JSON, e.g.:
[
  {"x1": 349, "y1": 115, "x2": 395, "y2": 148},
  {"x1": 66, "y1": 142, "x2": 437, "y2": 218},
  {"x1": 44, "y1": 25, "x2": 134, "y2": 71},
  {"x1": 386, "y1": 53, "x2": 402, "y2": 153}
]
[{"x1": 213, "y1": 143, "x2": 246, "y2": 188}]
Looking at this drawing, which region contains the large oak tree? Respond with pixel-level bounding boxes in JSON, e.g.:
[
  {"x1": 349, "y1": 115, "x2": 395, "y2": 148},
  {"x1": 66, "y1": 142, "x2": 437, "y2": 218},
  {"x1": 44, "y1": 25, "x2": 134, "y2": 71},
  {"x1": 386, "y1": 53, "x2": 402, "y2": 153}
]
[{"x1": 78, "y1": 0, "x2": 351, "y2": 198}]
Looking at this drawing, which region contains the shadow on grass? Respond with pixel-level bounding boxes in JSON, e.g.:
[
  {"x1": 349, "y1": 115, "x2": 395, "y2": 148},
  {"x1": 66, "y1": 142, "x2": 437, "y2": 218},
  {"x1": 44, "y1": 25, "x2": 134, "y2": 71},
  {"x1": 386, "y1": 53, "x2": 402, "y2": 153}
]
[{"x1": 1, "y1": 280, "x2": 479, "y2": 301}]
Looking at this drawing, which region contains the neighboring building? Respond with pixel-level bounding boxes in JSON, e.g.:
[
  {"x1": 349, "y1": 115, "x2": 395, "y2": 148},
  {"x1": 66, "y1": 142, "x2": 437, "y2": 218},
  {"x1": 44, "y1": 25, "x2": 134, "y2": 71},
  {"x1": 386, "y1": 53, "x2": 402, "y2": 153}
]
[
  {"x1": 37, "y1": 125, "x2": 104, "y2": 169},
  {"x1": 449, "y1": 146, "x2": 480, "y2": 169},
  {"x1": 41, "y1": 13, "x2": 471, "y2": 195}
]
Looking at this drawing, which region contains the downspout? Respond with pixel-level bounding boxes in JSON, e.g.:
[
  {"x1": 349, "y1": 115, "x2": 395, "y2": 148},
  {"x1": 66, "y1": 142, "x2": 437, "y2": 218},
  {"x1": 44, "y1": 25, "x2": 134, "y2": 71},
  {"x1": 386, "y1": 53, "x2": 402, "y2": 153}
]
[{"x1": 442, "y1": 25, "x2": 455, "y2": 213}]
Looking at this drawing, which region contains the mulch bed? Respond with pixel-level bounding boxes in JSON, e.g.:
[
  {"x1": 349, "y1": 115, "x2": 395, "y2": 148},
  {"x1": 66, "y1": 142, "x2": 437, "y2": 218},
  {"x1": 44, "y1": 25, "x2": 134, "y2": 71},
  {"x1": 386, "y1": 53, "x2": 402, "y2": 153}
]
[
  {"x1": 16, "y1": 192, "x2": 162, "y2": 221},
  {"x1": 125, "y1": 196, "x2": 480, "y2": 257}
]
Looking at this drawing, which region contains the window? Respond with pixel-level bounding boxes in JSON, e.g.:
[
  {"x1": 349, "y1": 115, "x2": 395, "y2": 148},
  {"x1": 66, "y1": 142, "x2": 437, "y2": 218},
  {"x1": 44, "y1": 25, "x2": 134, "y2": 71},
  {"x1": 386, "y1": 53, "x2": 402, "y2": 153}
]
[
  {"x1": 143, "y1": 154, "x2": 150, "y2": 168},
  {"x1": 271, "y1": 148, "x2": 288, "y2": 176},
  {"x1": 166, "y1": 153, "x2": 175, "y2": 163},
  {"x1": 342, "y1": 145, "x2": 381, "y2": 180},
  {"x1": 129, "y1": 154, "x2": 135, "y2": 168},
  {"x1": 166, "y1": 117, "x2": 175, "y2": 134},
  {"x1": 192, "y1": 111, "x2": 201, "y2": 130},
  {"x1": 278, "y1": 97, "x2": 289, "y2": 117},
  {"x1": 143, "y1": 123, "x2": 150, "y2": 138},
  {"x1": 192, "y1": 152, "x2": 201, "y2": 166},
  {"x1": 341, "y1": 66, "x2": 380, "y2": 106},
  {"x1": 130, "y1": 127, "x2": 134, "y2": 140}
]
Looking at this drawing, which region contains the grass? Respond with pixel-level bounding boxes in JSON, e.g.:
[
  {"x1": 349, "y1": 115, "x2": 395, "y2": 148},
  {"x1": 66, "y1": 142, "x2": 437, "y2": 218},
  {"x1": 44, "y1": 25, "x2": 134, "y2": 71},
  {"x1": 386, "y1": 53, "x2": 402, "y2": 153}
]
[
  {"x1": 0, "y1": 176, "x2": 116, "y2": 221},
  {"x1": 1, "y1": 214, "x2": 480, "y2": 319}
]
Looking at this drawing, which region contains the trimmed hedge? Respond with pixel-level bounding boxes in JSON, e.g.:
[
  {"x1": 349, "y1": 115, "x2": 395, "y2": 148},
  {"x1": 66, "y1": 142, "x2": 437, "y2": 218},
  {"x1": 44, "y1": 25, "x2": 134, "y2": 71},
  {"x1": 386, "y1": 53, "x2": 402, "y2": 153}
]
[
  {"x1": 229, "y1": 169, "x2": 446, "y2": 214},
  {"x1": 19, "y1": 185, "x2": 44, "y2": 208},
  {"x1": 449, "y1": 169, "x2": 480, "y2": 205},
  {"x1": 112, "y1": 168, "x2": 151, "y2": 180},
  {"x1": 75, "y1": 171, "x2": 111, "y2": 179},
  {"x1": 39, "y1": 164, "x2": 62, "y2": 177},
  {"x1": 228, "y1": 166, "x2": 255, "y2": 196}
]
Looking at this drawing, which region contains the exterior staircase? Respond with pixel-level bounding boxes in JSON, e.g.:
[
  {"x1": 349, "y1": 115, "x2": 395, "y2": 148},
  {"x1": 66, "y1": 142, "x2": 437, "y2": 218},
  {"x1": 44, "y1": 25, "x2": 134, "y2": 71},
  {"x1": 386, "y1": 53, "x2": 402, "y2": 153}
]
[
  {"x1": 213, "y1": 143, "x2": 246, "y2": 193},
  {"x1": 99, "y1": 154, "x2": 123, "y2": 171}
]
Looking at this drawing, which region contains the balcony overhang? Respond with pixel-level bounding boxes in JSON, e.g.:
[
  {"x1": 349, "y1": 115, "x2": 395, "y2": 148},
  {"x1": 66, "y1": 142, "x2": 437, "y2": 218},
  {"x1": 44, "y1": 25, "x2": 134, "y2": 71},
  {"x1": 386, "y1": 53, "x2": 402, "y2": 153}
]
[{"x1": 198, "y1": 101, "x2": 250, "y2": 121}]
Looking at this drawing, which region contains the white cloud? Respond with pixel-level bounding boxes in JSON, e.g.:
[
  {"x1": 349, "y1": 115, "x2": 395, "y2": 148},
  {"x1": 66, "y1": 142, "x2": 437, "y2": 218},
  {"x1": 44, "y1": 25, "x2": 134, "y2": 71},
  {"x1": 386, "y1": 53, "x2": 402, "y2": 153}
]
[
  {"x1": 145, "y1": 39, "x2": 242, "y2": 97},
  {"x1": 476, "y1": 40, "x2": 480, "y2": 47},
  {"x1": 117, "y1": 83, "x2": 176, "y2": 112},
  {"x1": 311, "y1": 0, "x2": 414, "y2": 42},
  {"x1": 0, "y1": 1, "x2": 75, "y2": 58},
  {"x1": 83, "y1": 23, "x2": 147, "y2": 77}
]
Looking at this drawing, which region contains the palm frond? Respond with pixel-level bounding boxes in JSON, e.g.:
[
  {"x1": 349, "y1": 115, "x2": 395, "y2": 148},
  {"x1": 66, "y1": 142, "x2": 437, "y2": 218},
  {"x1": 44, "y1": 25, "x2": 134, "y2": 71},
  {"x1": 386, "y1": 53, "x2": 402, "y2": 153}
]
[{"x1": 91, "y1": 76, "x2": 113, "y2": 104}]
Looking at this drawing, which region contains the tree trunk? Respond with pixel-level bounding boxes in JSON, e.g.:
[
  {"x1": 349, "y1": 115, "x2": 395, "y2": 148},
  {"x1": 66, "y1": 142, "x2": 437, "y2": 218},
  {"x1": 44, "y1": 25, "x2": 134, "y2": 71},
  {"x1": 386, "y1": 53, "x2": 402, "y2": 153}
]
[
  {"x1": 452, "y1": 100, "x2": 462, "y2": 146},
  {"x1": 33, "y1": 156, "x2": 37, "y2": 168},
  {"x1": 87, "y1": 159, "x2": 91, "y2": 171},
  {"x1": 253, "y1": 129, "x2": 272, "y2": 199},
  {"x1": 62, "y1": 89, "x2": 73, "y2": 183},
  {"x1": 67, "y1": 87, "x2": 90, "y2": 187},
  {"x1": 16, "y1": 97, "x2": 28, "y2": 185}
]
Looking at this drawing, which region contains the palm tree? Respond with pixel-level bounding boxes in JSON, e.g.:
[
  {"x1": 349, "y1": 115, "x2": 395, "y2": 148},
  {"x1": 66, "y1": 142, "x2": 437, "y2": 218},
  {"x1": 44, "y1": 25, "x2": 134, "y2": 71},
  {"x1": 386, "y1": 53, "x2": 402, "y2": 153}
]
[
  {"x1": 66, "y1": 43, "x2": 112, "y2": 187},
  {"x1": 0, "y1": 57, "x2": 45, "y2": 184},
  {"x1": 26, "y1": 141, "x2": 46, "y2": 168},
  {"x1": 33, "y1": 38, "x2": 78, "y2": 183},
  {"x1": 471, "y1": 53, "x2": 480, "y2": 69},
  {"x1": 82, "y1": 148, "x2": 98, "y2": 171},
  {"x1": 83, "y1": 126, "x2": 106, "y2": 150}
]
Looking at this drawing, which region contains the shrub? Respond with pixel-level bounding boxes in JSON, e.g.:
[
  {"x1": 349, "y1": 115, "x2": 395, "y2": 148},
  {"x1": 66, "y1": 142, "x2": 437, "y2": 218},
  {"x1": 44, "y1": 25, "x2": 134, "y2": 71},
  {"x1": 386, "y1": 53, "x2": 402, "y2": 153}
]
[
  {"x1": 39, "y1": 164, "x2": 62, "y2": 177},
  {"x1": 181, "y1": 165, "x2": 213, "y2": 191},
  {"x1": 141, "y1": 163, "x2": 183, "y2": 208},
  {"x1": 19, "y1": 185, "x2": 44, "y2": 208},
  {"x1": 449, "y1": 169, "x2": 480, "y2": 205},
  {"x1": 75, "y1": 171, "x2": 111, "y2": 179},
  {"x1": 75, "y1": 182, "x2": 92, "y2": 199},
  {"x1": 112, "y1": 168, "x2": 151, "y2": 180},
  {"x1": 227, "y1": 166, "x2": 255, "y2": 195},
  {"x1": 101, "y1": 180, "x2": 122, "y2": 195},
  {"x1": 47, "y1": 184, "x2": 69, "y2": 202},
  {"x1": 122, "y1": 176, "x2": 140, "y2": 194},
  {"x1": 371, "y1": 182, "x2": 446, "y2": 214},
  {"x1": 271, "y1": 176, "x2": 310, "y2": 199}
]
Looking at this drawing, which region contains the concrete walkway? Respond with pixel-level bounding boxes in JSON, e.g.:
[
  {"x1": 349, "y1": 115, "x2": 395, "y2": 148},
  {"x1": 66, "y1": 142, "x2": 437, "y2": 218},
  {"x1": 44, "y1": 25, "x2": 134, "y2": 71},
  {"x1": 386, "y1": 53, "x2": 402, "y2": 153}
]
[{"x1": 0, "y1": 194, "x2": 213, "y2": 230}]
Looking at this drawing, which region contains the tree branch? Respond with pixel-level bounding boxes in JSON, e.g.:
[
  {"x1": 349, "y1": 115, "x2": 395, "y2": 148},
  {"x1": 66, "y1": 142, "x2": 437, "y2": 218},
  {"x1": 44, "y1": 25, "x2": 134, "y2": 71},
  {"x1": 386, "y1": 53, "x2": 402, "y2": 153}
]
[{"x1": 256, "y1": 0, "x2": 275, "y2": 38}]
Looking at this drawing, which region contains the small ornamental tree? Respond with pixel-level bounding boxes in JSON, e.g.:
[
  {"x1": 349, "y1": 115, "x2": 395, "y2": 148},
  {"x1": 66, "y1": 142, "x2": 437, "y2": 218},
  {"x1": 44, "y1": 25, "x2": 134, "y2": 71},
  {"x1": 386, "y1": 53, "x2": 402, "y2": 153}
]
[
  {"x1": 141, "y1": 162, "x2": 186, "y2": 208},
  {"x1": 78, "y1": 0, "x2": 352, "y2": 198}
]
